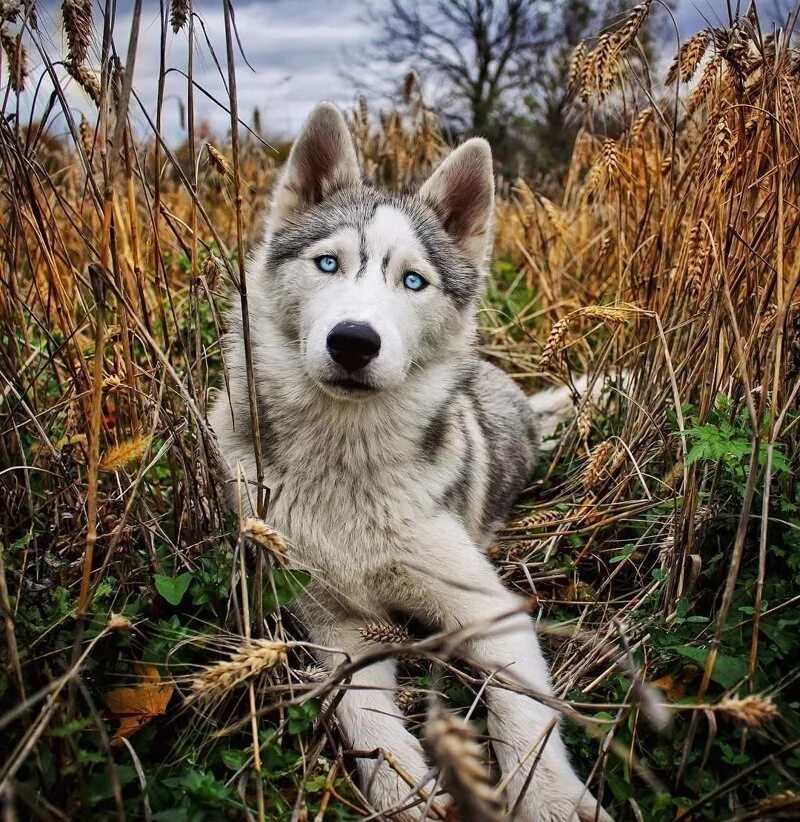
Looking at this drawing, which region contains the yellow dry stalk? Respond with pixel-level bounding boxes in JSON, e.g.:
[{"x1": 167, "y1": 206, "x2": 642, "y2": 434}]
[{"x1": 190, "y1": 640, "x2": 288, "y2": 701}]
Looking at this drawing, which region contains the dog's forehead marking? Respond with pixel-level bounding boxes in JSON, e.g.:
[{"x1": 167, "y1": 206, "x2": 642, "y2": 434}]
[{"x1": 364, "y1": 205, "x2": 428, "y2": 266}]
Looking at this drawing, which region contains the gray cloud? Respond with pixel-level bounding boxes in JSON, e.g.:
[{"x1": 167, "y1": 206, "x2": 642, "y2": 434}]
[{"x1": 14, "y1": 0, "x2": 793, "y2": 144}]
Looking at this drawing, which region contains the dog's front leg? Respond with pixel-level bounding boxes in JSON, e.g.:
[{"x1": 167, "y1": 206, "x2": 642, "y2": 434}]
[
  {"x1": 405, "y1": 516, "x2": 611, "y2": 822},
  {"x1": 306, "y1": 617, "x2": 439, "y2": 821}
]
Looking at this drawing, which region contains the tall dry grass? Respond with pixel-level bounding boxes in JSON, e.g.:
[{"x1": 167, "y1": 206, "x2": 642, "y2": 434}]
[{"x1": 0, "y1": 1, "x2": 799, "y2": 819}]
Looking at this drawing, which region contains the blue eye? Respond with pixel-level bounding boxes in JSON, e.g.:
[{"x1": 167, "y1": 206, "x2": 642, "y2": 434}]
[
  {"x1": 403, "y1": 271, "x2": 428, "y2": 292},
  {"x1": 315, "y1": 255, "x2": 339, "y2": 274}
]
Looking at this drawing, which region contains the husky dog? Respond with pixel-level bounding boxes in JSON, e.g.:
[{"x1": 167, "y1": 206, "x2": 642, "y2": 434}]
[{"x1": 210, "y1": 103, "x2": 609, "y2": 821}]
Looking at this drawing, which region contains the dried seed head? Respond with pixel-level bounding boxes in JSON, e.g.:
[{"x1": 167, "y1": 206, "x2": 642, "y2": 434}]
[
  {"x1": 106, "y1": 613, "x2": 132, "y2": 632},
  {"x1": 711, "y1": 115, "x2": 733, "y2": 177},
  {"x1": 62, "y1": 0, "x2": 93, "y2": 65},
  {"x1": 0, "y1": 1, "x2": 23, "y2": 24},
  {"x1": 629, "y1": 106, "x2": 654, "y2": 143},
  {"x1": 395, "y1": 688, "x2": 418, "y2": 712},
  {"x1": 687, "y1": 55, "x2": 724, "y2": 115},
  {"x1": 66, "y1": 59, "x2": 100, "y2": 105},
  {"x1": 577, "y1": 305, "x2": 630, "y2": 325},
  {"x1": 170, "y1": 0, "x2": 189, "y2": 33},
  {"x1": 716, "y1": 695, "x2": 778, "y2": 727},
  {"x1": 189, "y1": 640, "x2": 287, "y2": 701},
  {"x1": 201, "y1": 254, "x2": 224, "y2": 290},
  {"x1": 540, "y1": 317, "x2": 570, "y2": 369},
  {"x1": 241, "y1": 517, "x2": 288, "y2": 566},
  {"x1": 685, "y1": 222, "x2": 710, "y2": 294},
  {"x1": 612, "y1": 1, "x2": 652, "y2": 53},
  {"x1": 568, "y1": 42, "x2": 588, "y2": 94},
  {"x1": 79, "y1": 112, "x2": 94, "y2": 159},
  {"x1": 359, "y1": 622, "x2": 410, "y2": 644},
  {"x1": 99, "y1": 435, "x2": 149, "y2": 473},
  {"x1": 424, "y1": 706, "x2": 505, "y2": 822},
  {"x1": 583, "y1": 440, "x2": 617, "y2": 490},
  {"x1": 206, "y1": 144, "x2": 230, "y2": 177},
  {"x1": 666, "y1": 31, "x2": 711, "y2": 86},
  {"x1": 402, "y1": 70, "x2": 418, "y2": 105},
  {"x1": 516, "y1": 509, "x2": 562, "y2": 530},
  {"x1": 577, "y1": 403, "x2": 593, "y2": 441},
  {"x1": 601, "y1": 138, "x2": 619, "y2": 177},
  {"x1": 1, "y1": 26, "x2": 26, "y2": 93}
]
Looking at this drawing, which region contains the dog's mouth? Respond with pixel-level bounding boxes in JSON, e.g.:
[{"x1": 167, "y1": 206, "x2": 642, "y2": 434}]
[{"x1": 319, "y1": 376, "x2": 376, "y2": 396}]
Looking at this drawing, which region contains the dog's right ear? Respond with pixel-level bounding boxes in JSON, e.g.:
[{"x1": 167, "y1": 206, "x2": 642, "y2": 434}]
[{"x1": 270, "y1": 102, "x2": 360, "y2": 224}]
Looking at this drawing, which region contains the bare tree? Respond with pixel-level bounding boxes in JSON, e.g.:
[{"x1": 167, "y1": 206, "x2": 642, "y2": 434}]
[{"x1": 367, "y1": 0, "x2": 553, "y2": 139}]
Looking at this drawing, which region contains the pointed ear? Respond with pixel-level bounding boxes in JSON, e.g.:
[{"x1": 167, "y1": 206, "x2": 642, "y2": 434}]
[
  {"x1": 420, "y1": 138, "x2": 495, "y2": 266},
  {"x1": 271, "y1": 102, "x2": 360, "y2": 224}
]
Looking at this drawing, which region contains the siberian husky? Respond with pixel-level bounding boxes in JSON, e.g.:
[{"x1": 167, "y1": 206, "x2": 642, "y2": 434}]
[{"x1": 210, "y1": 102, "x2": 610, "y2": 821}]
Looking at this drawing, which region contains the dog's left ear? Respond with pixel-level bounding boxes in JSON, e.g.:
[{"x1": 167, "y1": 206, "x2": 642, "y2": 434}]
[
  {"x1": 271, "y1": 102, "x2": 360, "y2": 224},
  {"x1": 420, "y1": 138, "x2": 494, "y2": 266}
]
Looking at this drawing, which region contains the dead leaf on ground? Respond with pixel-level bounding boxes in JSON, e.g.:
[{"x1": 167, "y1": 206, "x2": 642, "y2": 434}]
[{"x1": 103, "y1": 662, "x2": 174, "y2": 745}]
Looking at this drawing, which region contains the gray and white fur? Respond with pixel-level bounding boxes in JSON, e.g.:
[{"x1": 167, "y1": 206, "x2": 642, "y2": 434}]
[{"x1": 209, "y1": 103, "x2": 610, "y2": 822}]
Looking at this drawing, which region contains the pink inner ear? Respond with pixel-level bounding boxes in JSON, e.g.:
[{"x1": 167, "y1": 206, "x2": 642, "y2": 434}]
[
  {"x1": 296, "y1": 137, "x2": 341, "y2": 205},
  {"x1": 440, "y1": 165, "x2": 490, "y2": 244}
]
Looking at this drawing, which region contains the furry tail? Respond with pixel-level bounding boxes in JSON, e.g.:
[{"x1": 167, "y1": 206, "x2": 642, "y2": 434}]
[{"x1": 528, "y1": 374, "x2": 610, "y2": 449}]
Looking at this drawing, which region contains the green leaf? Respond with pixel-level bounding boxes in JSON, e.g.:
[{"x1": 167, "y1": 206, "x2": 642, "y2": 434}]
[
  {"x1": 221, "y1": 749, "x2": 248, "y2": 771},
  {"x1": 154, "y1": 573, "x2": 193, "y2": 606},
  {"x1": 262, "y1": 569, "x2": 311, "y2": 613},
  {"x1": 669, "y1": 645, "x2": 747, "y2": 688}
]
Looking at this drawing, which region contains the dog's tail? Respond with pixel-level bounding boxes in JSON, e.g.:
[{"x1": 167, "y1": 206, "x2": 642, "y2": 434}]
[{"x1": 528, "y1": 374, "x2": 618, "y2": 449}]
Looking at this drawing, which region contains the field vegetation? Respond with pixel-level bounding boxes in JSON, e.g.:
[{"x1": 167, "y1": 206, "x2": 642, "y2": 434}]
[{"x1": 1, "y1": 1, "x2": 799, "y2": 819}]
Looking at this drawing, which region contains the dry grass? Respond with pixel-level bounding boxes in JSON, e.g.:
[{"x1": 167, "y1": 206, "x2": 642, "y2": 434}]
[{"x1": 1, "y1": 2, "x2": 799, "y2": 820}]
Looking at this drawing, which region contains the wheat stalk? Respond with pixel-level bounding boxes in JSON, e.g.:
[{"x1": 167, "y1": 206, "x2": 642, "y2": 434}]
[
  {"x1": 189, "y1": 640, "x2": 287, "y2": 701},
  {"x1": 241, "y1": 517, "x2": 288, "y2": 566},
  {"x1": 359, "y1": 622, "x2": 410, "y2": 644},
  {"x1": 1, "y1": 26, "x2": 26, "y2": 93},
  {"x1": 539, "y1": 317, "x2": 569, "y2": 369},
  {"x1": 170, "y1": 0, "x2": 189, "y2": 33},
  {"x1": 582, "y1": 440, "x2": 617, "y2": 491},
  {"x1": 207, "y1": 144, "x2": 231, "y2": 177},
  {"x1": 666, "y1": 31, "x2": 711, "y2": 85},
  {"x1": 62, "y1": 0, "x2": 93, "y2": 65},
  {"x1": 424, "y1": 706, "x2": 506, "y2": 822}
]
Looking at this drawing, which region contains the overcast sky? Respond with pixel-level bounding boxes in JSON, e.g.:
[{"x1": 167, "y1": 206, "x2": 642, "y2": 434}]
[{"x1": 18, "y1": 1, "x2": 794, "y2": 143}]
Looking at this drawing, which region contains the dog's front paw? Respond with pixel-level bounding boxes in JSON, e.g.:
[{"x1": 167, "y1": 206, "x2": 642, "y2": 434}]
[
  {"x1": 359, "y1": 747, "x2": 447, "y2": 821},
  {"x1": 509, "y1": 764, "x2": 612, "y2": 822}
]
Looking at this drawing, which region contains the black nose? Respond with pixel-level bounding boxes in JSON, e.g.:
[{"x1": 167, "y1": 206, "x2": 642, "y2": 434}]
[{"x1": 326, "y1": 321, "x2": 381, "y2": 373}]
